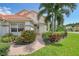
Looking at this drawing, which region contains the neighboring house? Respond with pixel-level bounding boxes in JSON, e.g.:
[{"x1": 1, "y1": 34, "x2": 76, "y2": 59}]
[
  {"x1": 66, "y1": 26, "x2": 73, "y2": 31},
  {"x1": 66, "y1": 24, "x2": 79, "y2": 32},
  {"x1": 72, "y1": 25, "x2": 79, "y2": 32},
  {"x1": 0, "y1": 9, "x2": 47, "y2": 36}
]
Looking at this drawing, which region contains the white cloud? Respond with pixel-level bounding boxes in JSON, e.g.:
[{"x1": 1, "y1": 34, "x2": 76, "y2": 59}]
[{"x1": 0, "y1": 7, "x2": 13, "y2": 15}]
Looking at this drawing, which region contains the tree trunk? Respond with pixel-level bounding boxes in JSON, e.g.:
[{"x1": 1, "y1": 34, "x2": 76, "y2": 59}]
[
  {"x1": 54, "y1": 19, "x2": 56, "y2": 32},
  {"x1": 51, "y1": 12, "x2": 55, "y2": 33},
  {"x1": 51, "y1": 16, "x2": 54, "y2": 33},
  {"x1": 47, "y1": 22, "x2": 51, "y2": 31},
  {"x1": 46, "y1": 23, "x2": 48, "y2": 31}
]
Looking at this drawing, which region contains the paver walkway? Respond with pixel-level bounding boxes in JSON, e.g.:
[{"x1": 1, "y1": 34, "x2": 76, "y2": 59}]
[{"x1": 8, "y1": 34, "x2": 45, "y2": 56}]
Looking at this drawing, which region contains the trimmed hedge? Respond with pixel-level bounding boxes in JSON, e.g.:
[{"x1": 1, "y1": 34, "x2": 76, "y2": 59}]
[
  {"x1": 1, "y1": 33, "x2": 16, "y2": 43},
  {"x1": 15, "y1": 30, "x2": 36, "y2": 45},
  {"x1": 49, "y1": 32, "x2": 62, "y2": 42},
  {"x1": 42, "y1": 31, "x2": 67, "y2": 44},
  {"x1": 0, "y1": 43, "x2": 10, "y2": 56},
  {"x1": 42, "y1": 31, "x2": 52, "y2": 44},
  {"x1": 42, "y1": 31, "x2": 52, "y2": 40}
]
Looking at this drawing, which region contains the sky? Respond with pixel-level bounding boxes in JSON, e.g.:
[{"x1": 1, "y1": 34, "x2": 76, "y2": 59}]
[{"x1": 0, "y1": 3, "x2": 78, "y2": 25}]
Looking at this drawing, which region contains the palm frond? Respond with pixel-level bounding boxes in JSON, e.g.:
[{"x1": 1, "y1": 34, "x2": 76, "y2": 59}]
[{"x1": 37, "y1": 9, "x2": 46, "y2": 20}]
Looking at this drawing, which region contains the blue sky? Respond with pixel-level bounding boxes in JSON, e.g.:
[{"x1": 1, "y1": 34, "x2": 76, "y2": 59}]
[{"x1": 0, "y1": 3, "x2": 78, "y2": 25}]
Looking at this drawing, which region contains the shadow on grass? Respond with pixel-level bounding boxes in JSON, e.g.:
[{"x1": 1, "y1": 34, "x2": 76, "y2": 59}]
[
  {"x1": 44, "y1": 39, "x2": 63, "y2": 46},
  {"x1": 44, "y1": 39, "x2": 63, "y2": 47},
  {"x1": 52, "y1": 43, "x2": 63, "y2": 47}
]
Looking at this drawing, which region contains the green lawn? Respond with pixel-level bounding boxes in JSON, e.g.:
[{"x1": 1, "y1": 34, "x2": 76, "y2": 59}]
[
  {"x1": 0, "y1": 43, "x2": 10, "y2": 56},
  {"x1": 26, "y1": 33, "x2": 79, "y2": 56},
  {"x1": 0, "y1": 37, "x2": 10, "y2": 56}
]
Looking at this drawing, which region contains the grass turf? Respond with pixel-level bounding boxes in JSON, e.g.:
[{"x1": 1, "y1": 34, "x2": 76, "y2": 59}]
[
  {"x1": 0, "y1": 37, "x2": 10, "y2": 56},
  {"x1": 0, "y1": 43, "x2": 10, "y2": 56},
  {"x1": 26, "y1": 33, "x2": 79, "y2": 56}
]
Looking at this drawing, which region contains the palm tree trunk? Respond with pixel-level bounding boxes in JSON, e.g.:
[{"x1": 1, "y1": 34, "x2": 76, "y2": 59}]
[
  {"x1": 54, "y1": 19, "x2": 56, "y2": 32},
  {"x1": 61, "y1": 19, "x2": 64, "y2": 26},
  {"x1": 47, "y1": 22, "x2": 50, "y2": 31},
  {"x1": 51, "y1": 12, "x2": 55, "y2": 33},
  {"x1": 46, "y1": 23, "x2": 48, "y2": 31},
  {"x1": 54, "y1": 16, "x2": 57, "y2": 32},
  {"x1": 51, "y1": 16, "x2": 54, "y2": 33}
]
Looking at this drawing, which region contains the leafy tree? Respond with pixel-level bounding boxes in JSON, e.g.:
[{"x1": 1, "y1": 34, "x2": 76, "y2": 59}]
[{"x1": 38, "y1": 3, "x2": 77, "y2": 32}]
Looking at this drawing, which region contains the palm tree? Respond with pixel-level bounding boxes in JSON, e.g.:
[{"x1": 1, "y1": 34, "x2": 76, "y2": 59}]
[
  {"x1": 55, "y1": 3, "x2": 76, "y2": 26},
  {"x1": 38, "y1": 3, "x2": 55, "y2": 32},
  {"x1": 38, "y1": 3, "x2": 77, "y2": 32}
]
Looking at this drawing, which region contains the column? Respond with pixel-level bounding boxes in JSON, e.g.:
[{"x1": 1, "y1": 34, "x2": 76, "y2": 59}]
[{"x1": 17, "y1": 23, "x2": 18, "y2": 35}]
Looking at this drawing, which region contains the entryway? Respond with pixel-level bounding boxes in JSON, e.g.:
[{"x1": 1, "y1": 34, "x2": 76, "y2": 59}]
[{"x1": 8, "y1": 34, "x2": 45, "y2": 56}]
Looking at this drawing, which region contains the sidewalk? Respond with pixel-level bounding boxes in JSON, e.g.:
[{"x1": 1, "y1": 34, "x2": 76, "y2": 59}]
[{"x1": 8, "y1": 34, "x2": 45, "y2": 56}]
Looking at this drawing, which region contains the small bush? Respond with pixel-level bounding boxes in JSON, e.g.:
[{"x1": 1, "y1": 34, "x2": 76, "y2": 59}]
[
  {"x1": 56, "y1": 26, "x2": 65, "y2": 32},
  {"x1": 1, "y1": 33, "x2": 16, "y2": 43},
  {"x1": 49, "y1": 32, "x2": 62, "y2": 42},
  {"x1": 42, "y1": 31, "x2": 52, "y2": 44},
  {"x1": 2, "y1": 33, "x2": 15, "y2": 37},
  {"x1": 0, "y1": 43, "x2": 10, "y2": 56},
  {"x1": 15, "y1": 30, "x2": 36, "y2": 44},
  {"x1": 61, "y1": 30, "x2": 68, "y2": 38},
  {"x1": 42, "y1": 32, "x2": 66, "y2": 44},
  {"x1": 42, "y1": 31, "x2": 52, "y2": 40},
  {"x1": 15, "y1": 37, "x2": 25, "y2": 44}
]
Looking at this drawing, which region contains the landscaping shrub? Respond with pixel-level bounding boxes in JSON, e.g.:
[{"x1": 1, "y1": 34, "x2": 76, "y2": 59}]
[
  {"x1": 49, "y1": 31, "x2": 68, "y2": 43},
  {"x1": 15, "y1": 30, "x2": 36, "y2": 44},
  {"x1": 1, "y1": 33, "x2": 16, "y2": 43},
  {"x1": 42, "y1": 31, "x2": 67, "y2": 43},
  {"x1": 42, "y1": 31, "x2": 52, "y2": 44},
  {"x1": 0, "y1": 37, "x2": 2, "y2": 42},
  {"x1": 49, "y1": 32, "x2": 62, "y2": 42},
  {"x1": 0, "y1": 43, "x2": 10, "y2": 56},
  {"x1": 15, "y1": 37, "x2": 25, "y2": 44},
  {"x1": 63, "y1": 30, "x2": 68, "y2": 38},
  {"x1": 2, "y1": 33, "x2": 15, "y2": 37},
  {"x1": 42, "y1": 31, "x2": 52, "y2": 39},
  {"x1": 56, "y1": 26, "x2": 65, "y2": 32}
]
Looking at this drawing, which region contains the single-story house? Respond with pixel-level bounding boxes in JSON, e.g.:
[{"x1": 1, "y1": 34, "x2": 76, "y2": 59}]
[
  {"x1": 66, "y1": 26, "x2": 73, "y2": 31},
  {"x1": 72, "y1": 25, "x2": 79, "y2": 31},
  {"x1": 66, "y1": 24, "x2": 79, "y2": 32},
  {"x1": 0, "y1": 9, "x2": 47, "y2": 36}
]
